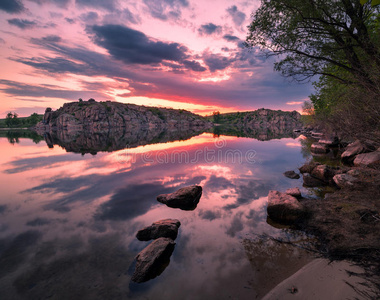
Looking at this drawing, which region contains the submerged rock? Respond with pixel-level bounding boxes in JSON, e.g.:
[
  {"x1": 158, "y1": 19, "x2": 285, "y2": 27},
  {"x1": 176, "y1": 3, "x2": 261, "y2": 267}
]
[
  {"x1": 267, "y1": 191, "x2": 306, "y2": 223},
  {"x1": 157, "y1": 185, "x2": 202, "y2": 210},
  {"x1": 353, "y1": 151, "x2": 380, "y2": 167},
  {"x1": 131, "y1": 238, "x2": 175, "y2": 283},
  {"x1": 286, "y1": 187, "x2": 302, "y2": 199},
  {"x1": 283, "y1": 170, "x2": 300, "y2": 179},
  {"x1": 136, "y1": 219, "x2": 181, "y2": 241}
]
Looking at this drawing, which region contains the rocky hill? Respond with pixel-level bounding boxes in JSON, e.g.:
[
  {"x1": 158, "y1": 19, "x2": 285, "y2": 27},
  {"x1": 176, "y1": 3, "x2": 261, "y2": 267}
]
[
  {"x1": 211, "y1": 109, "x2": 302, "y2": 130},
  {"x1": 36, "y1": 99, "x2": 212, "y2": 132}
]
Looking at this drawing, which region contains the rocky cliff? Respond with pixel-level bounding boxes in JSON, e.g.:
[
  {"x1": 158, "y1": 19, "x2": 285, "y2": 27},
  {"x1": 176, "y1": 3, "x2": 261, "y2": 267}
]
[
  {"x1": 213, "y1": 108, "x2": 302, "y2": 130},
  {"x1": 36, "y1": 100, "x2": 212, "y2": 132}
]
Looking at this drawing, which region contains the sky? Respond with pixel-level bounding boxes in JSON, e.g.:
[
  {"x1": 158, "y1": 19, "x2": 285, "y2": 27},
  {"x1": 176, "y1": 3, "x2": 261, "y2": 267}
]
[{"x1": 0, "y1": 0, "x2": 313, "y2": 116}]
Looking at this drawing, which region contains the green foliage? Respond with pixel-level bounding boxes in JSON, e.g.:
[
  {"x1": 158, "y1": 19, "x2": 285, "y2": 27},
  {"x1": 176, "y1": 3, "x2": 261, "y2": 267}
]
[
  {"x1": 148, "y1": 107, "x2": 166, "y2": 120},
  {"x1": 212, "y1": 111, "x2": 221, "y2": 123},
  {"x1": 1, "y1": 112, "x2": 43, "y2": 128}
]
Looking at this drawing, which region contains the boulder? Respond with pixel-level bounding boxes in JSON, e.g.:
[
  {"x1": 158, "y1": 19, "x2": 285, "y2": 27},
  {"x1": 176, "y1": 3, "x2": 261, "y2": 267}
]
[
  {"x1": 267, "y1": 191, "x2": 306, "y2": 223},
  {"x1": 318, "y1": 136, "x2": 339, "y2": 146},
  {"x1": 136, "y1": 219, "x2": 181, "y2": 241},
  {"x1": 299, "y1": 162, "x2": 320, "y2": 174},
  {"x1": 310, "y1": 165, "x2": 335, "y2": 183},
  {"x1": 302, "y1": 173, "x2": 325, "y2": 187},
  {"x1": 157, "y1": 185, "x2": 202, "y2": 210},
  {"x1": 353, "y1": 151, "x2": 380, "y2": 167},
  {"x1": 310, "y1": 143, "x2": 329, "y2": 154},
  {"x1": 341, "y1": 140, "x2": 376, "y2": 160},
  {"x1": 283, "y1": 170, "x2": 300, "y2": 179},
  {"x1": 286, "y1": 187, "x2": 302, "y2": 199},
  {"x1": 131, "y1": 238, "x2": 176, "y2": 283},
  {"x1": 333, "y1": 174, "x2": 358, "y2": 188}
]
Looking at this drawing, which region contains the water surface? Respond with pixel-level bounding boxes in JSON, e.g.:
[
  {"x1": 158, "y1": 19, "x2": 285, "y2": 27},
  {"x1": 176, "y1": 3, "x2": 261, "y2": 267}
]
[{"x1": 0, "y1": 130, "x2": 314, "y2": 299}]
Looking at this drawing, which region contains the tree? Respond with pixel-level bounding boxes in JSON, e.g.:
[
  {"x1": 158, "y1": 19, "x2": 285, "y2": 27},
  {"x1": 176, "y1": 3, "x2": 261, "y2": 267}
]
[
  {"x1": 212, "y1": 111, "x2": 221, "y2": 123},
  {"x1": 246, "y1": 0, "x2": 380, "y2": 92}
]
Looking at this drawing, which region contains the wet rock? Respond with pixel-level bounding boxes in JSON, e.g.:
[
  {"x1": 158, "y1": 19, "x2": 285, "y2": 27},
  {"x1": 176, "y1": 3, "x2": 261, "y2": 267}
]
[
  {"x1": 310, "y1": 143, "x2": 329, "y2": 154},
  {"x1": 353, "y1": 151, "x2": 380, "y2": 167},
  {"x1": 283, "y1": 170, "x2": 300, "y2": 179},
  {"x1": 131, "y1": 237, "x2": 175, "y2": 283},
  {"x1": 310, "y1": 165, "x2": 335, "y2": 183},
  {"x1": 299, "y1": 162, "x2": 320, "y2": 174},
  {"x1": 157, "y1": 185, "x2": 202, "y2": 210},
  {"x1": 286, "y1": 187, "x2": 302, "y2": 199},
  {"x1": 267, "y1": 191, "x2": 306, "y2": 223},
  {"x1": 341, "y1": 140, "x2": 376, "y2": 160},
  {"x1": 136, "y1": 219, "x2": 181, "y2": 241},
  {"x1": 318, "y1": 136, "x2": 339, "y2": 146},
  {"x1": 333, "y1": 174, "x2": 358, "y2": 188},
  {"x1": 302, "y1": 173, "x2": 325, "y2": 187}
]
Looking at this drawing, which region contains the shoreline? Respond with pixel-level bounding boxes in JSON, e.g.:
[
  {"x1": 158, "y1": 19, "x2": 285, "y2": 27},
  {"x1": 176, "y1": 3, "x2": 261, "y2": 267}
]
[{"x1": 265, "y1": 133, "x2": 380, "y2": 298}]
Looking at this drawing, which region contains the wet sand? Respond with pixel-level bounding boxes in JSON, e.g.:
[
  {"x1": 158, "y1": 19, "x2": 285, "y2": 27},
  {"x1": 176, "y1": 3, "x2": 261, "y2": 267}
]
[{"x1": 262, "y1": 258, "x2": 378, "y2": 299}]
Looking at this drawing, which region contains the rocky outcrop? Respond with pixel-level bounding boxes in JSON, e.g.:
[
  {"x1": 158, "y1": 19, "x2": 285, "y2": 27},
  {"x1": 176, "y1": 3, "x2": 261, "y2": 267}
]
[
  {"x1": 157, "y1": 185, "x2": 202, "y2": 210},
  {"x1": 310, "y1": 143, "x2": 329, "y2": 154},
  {"x1": 36, "y1": 100, "x2": 212, "y2": 132},
  {"x1": 267, "y1": 191, "x2": 306, "y2": 223},
  {"x1": 131, "y1": 238, "x2": 175, "y2": 283},
  {"x1": 136, "y1": 219, "x2": 181, "y2": 241},
  {"x1": 215, "y1": 109, "x2": 302, "y2": 133}
]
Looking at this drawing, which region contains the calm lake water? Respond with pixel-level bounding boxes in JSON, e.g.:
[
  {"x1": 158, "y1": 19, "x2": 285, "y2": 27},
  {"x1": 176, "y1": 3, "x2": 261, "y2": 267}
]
[{"x1": 0, "y1": 130, "x2": 315, "y2": 299}]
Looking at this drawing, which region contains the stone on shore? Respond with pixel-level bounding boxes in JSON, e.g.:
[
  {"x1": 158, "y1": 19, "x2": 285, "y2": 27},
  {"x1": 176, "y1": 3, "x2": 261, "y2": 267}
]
[
  {"x1": 286, "y1": 187, "x2": 302, "y2": 199},
  {"x1": 302, "y1": 173, "x2": 325, "y2": 187},
  {"x1": 318, "y1": 136, "x2": 339, "y2": 146},
  {"x1": 341, "y1": 140, "x2": 376, "y2": 160},
  {"x1": 136, "y1": 219, "x2": 181, "y2": 241},
  {"x1": 310, "y1": 165, "x2": 335, "y2": 183},
  {"x1": 333, "y1": 174, "x2": 358, "y2": 188},
  {"x1": 131, "y1": 237, "x2": 176, "y2": 283},
  {"x1": 310, "y1": 143, "x2": 329, "y2": 154},
  {"x1": 353, "y1": 151, "x2": 380, "y2": 167},
  {"x1": 299, "y1": 162, "x2": 320, "y2": 174},
  {"x1": 267, "y1": 191, "x2": 306, "y2": 223},
  {"x1": 157, "y1": 185, "x2": 202, "y2": 210},
  {"x1": 283, "y1": 170, "x2": 300, "y2": 179}
]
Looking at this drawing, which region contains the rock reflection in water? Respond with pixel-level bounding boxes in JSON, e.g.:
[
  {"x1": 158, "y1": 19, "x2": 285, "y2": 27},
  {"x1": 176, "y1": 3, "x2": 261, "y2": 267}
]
[{"x1": 40, "y1": 127, "x2": 207, "y2": 154}]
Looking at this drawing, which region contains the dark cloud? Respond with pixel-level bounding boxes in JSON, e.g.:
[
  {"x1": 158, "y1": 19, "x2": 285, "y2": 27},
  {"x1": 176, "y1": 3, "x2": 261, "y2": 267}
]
[
  {"x1": 65, "y1": 17, "x2": 75, "y2": 24},
  {"x1": 143, "y1": 0, "x2": 189, "y2": 20},
  {"x1": 41, "y1": 35, "x2": 62, "y2": 42},
  {"x1": 7, "y1": 19, "x2": 38, "y2": 29},
  {"x1": 0, "y1": 79, "x2": 104, "y2": 103},
  {"x1": 223, "y1": 34, "x2": 240, "y2": 42},
  {"x1": 203, "y1": 53, "x2": 233, "y2": 72},
  {"x1": 0, "y1": 38, "x2": 5, "y2": 44},
  {"x1": 183, "y1": 60, "x2": 206, "y2": 72},
  {"x1": 90, "y1": 24, "x2": 188, "y2": 65},
  {"x1": 226, "y1": 5, "x2": 246, "y2": 26},
  {"x1": 28, "y1": 0, "x2": 71, "y2": 8},
  {"x1": 76, "y1": 0, "x2": 119, "y2": 11},
  {"x1": 198, "y1": 209, "x2": 222, "y2": 221},
  {"x1": 0, "y1": 0, "x2": 24, "y2": 14},
  {"x1": 80, "y1": 11, "x2": 99, "y2": 22},
  {"x1": 26, "y1": 218, "x2": 52, "y2": 226},
  {"x1": 122, "y1": 8, "x2": 141, "y2": 24},
  {"x1": 198, "y1": 23, "x2": 222, "y2": 36},
  {"x1": 0, "y1": 205, "x2": 7, "y2": 215}
]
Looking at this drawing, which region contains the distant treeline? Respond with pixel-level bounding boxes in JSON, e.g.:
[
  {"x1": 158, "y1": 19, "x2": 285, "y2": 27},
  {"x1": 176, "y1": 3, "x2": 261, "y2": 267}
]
[{"x1": 0, "y1": 113, "x2": 43, "y2": 128}]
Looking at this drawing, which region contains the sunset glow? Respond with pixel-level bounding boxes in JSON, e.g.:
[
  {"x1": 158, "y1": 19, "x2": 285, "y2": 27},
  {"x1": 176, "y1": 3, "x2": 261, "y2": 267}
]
[{"x1": 0, "y1": 0, "x2": 313, "y2": 117}]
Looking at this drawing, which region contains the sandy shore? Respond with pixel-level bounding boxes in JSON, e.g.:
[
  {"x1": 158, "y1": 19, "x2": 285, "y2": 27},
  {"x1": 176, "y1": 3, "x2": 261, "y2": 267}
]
[{"x1": 262, "y1": 258, "x2": 378, "y2": 299}]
